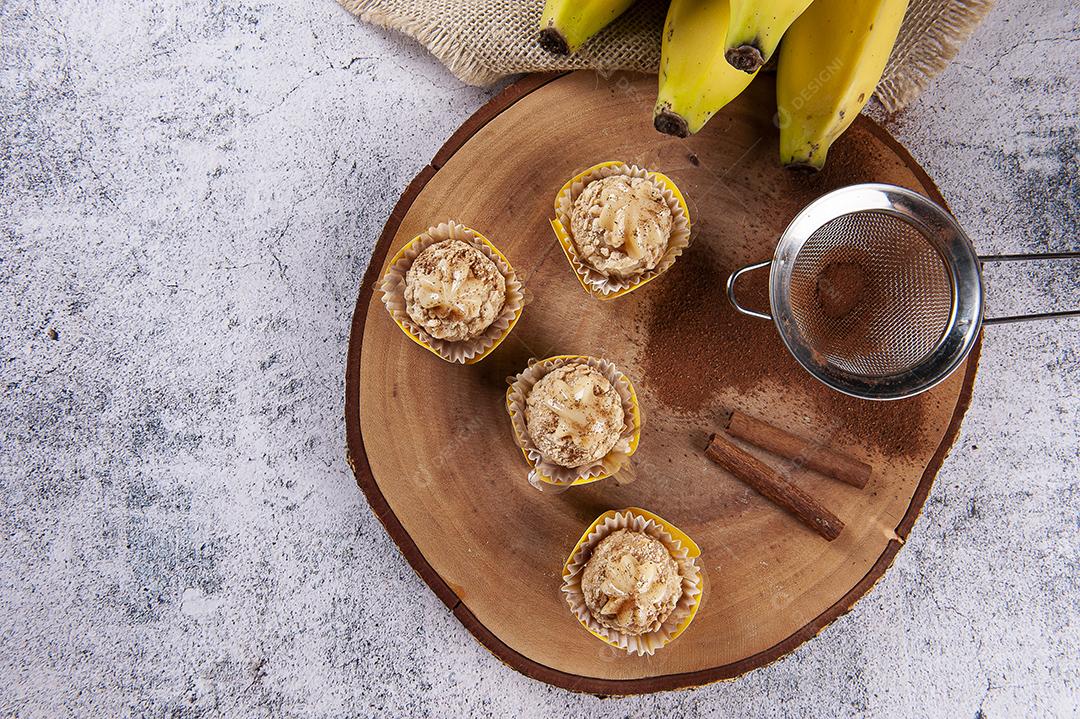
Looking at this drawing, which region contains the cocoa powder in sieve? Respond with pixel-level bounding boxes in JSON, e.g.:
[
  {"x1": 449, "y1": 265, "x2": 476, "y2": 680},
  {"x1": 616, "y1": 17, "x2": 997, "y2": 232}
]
[
  {"x1": 638, "y1": 244, "x2": 927, "y2": 458},
  {"x1": 816, "y1": 261, "x2": 866, "y2": 319},
  {"x1": 800, "y1": 250, "x2": 884, "y2": 366}
]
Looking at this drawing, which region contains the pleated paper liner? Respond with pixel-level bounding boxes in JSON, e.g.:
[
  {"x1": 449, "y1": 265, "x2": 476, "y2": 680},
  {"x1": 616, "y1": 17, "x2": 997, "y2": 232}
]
[
  {"x1": 505, "y1": 355, "x2": 641, "y2": 493},
  {"x1": 562, "y1": 508, "x2": 703, "y2": 656},
  {"x1": 550, "y1": 161, "x2": 692, "y2": 300},
  {"x1": 379, "y1": 220, "x2": 524, "y2": 364}
]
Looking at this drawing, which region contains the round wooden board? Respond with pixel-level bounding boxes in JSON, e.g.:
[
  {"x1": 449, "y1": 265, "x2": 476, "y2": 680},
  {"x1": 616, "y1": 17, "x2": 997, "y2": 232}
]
[{"x1": 345, "y1": 72, "x2": 979, "y2": 694}]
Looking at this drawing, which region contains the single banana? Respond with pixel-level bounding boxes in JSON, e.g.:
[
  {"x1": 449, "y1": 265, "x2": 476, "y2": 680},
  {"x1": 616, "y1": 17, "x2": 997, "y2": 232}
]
[
  {"x1": 654, "y1": 0, "x2": 758, "y2": 138},
  {"x1": 777, "y1": 0, "x2": 909, "y2": 169},
  {"x1": 723, "y1": 0, "x2": 815, "y2": 72},
  {"x1": 537, "y1": 0, "x2": 637, "y2": 55}
]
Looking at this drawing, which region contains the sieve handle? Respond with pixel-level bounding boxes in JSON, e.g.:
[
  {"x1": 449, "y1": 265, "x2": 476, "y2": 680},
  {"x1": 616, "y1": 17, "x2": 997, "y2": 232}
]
[
  {"x1": 979, "y1": 252, "x2": 1080, "y2": 325},
  {"x1": 726, "y1": 260, "x2": 773, "y2": 320}
]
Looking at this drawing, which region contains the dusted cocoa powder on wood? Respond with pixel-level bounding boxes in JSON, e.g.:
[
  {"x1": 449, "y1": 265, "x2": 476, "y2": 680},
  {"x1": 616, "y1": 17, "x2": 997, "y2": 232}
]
[
  {"x1": 637, "y1": 244, "x2": 928, "y2": 458},
  {"x1": 636, "y1": 245, "x2": 790, "y2": 410}
]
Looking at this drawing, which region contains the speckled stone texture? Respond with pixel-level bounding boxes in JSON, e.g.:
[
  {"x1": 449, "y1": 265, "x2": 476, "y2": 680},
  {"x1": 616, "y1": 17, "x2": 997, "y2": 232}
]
[{"x1": 1, "y1": 0, "x2": 1077, "y2": 716}]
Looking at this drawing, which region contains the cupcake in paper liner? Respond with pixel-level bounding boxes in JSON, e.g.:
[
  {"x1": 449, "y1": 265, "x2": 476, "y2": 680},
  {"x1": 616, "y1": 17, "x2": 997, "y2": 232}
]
[
  {"x1": 505, "y1": 355, "x2": 641, "y2": 492},
  {"x1": 562, "y1": 508, "x2": 703, "y2": 656},
  {"x1": 550, "y1": 161, "x2": 692, "y2": 300},
  {"x1": 380, "y1": 220, "x2": 524, "y2": 364}
]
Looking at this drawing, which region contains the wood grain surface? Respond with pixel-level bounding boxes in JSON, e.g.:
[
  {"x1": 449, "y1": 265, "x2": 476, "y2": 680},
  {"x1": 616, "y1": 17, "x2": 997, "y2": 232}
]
[{"x1": 344, "y1": 71, "x2": 980, "y2": 694}]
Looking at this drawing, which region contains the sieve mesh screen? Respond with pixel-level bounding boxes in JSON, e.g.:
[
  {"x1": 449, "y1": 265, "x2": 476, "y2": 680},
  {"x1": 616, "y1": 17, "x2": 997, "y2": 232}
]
[{"x1": 786, "y1": 211, "x2": 955, "y2": 377}]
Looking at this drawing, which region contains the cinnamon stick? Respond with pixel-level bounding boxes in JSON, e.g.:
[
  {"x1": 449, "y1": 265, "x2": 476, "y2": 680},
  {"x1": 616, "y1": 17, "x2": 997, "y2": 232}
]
[
  {"x1": 705, "y1": 433, "x2": 844, "y2": 541},
  {"x1": 726, "y1": 411, "x2": 871, "y2": 489}
]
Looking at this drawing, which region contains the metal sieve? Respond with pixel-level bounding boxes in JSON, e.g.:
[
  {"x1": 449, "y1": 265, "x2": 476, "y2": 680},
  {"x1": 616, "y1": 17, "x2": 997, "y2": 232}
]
[{"x1": 727, "y1": 184, "x2": 1079, "y2": 400}]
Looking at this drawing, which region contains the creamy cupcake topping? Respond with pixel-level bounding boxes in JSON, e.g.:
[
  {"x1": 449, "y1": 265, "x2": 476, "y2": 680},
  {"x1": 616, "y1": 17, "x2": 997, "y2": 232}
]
[
  {"x1": 581, "y1": 529, "x2": 683, "y2": 636},
  {"x1": 524, "y1": 364, "x2": 624, "y2": 468},
  {"x1": 569, "y1": 175, "x2": 673, "y2": 278},
  {"x1": 404, "y1": 239, "x2": 506, "y2": 342}
]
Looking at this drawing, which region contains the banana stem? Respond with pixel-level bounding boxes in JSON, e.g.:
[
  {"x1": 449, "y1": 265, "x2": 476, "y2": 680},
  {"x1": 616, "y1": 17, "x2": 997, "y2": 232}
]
[
  {"x1": 653, "y1": 110, "x2": 690, "y2": 138},
  {"x1": 537, "y1": 28, "x2": 570, "y2": 55},
  {"x1": 784, "y1": 161, "x2": 823, "y2": 172},
  {"x1": 725, "y1": 45, "x2": 765, "y2": 73}
]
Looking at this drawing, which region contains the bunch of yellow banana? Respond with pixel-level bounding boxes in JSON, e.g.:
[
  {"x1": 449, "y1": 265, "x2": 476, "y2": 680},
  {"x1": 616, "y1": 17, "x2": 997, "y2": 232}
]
[
  {"x1": 537, "y1": 0, "x2": 636, "y2": 55},
  {"x1": 776, "y1": 0, "x2": 909, "y2": 169},
  {"x1": 539, "y1": 0, "x2": 909, "y2": 171}
]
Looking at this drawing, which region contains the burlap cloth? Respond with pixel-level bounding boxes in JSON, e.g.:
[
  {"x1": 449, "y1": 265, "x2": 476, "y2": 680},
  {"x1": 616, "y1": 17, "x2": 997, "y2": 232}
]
[{"x1": 338, "y1": 0, "x2": 993, "y2": 112}]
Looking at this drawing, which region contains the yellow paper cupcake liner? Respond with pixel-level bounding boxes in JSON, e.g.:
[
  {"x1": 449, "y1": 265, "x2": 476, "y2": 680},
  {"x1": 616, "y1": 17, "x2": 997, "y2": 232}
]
[
  {"x1": 380, "y1": 220, "x2": 524, "y2": 364},
  {"x1": 505, "y1": 355, "x2": 641, "y2": 491},
  {"x1": 562, "y1": 508, "x2": 704, "y2": 656},
  {"x1": 551, "y1": 161, "x2": 692, "y2": 300}
]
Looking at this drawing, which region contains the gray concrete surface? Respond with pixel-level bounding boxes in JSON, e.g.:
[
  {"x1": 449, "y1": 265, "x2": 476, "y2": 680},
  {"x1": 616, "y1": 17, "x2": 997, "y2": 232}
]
[{"x1": 1, "y1": 0, "x2": 1077, "y2": 716}]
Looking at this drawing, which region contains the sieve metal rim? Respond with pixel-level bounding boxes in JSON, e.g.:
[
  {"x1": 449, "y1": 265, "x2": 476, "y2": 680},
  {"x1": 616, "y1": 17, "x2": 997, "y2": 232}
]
[{"x1": 737, "y1": 184, "x2": 985, "y2": 401}]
